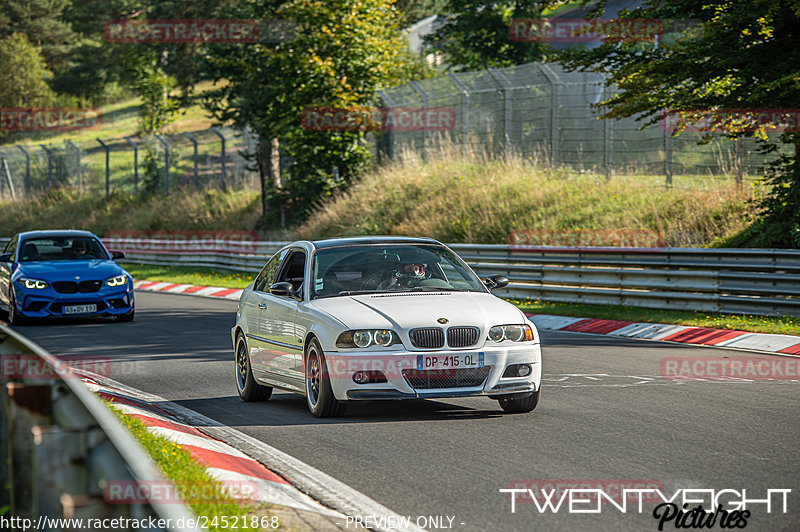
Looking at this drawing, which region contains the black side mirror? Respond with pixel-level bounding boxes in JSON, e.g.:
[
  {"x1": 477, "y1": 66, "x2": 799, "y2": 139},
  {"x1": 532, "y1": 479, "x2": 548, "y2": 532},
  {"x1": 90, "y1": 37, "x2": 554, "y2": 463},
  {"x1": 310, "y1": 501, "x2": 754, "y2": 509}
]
[
  {"x1": 0, "y1": 254, "x2": 10, "y2": 263},
  {"x1": 111, "y1": 250, "x2": 125, "y2": 260},
  {"x1": 270, "y1": 281, "x2": 299, "y2": 298},
  {"x1": 484, "y1": 274, "x2": 510, "y2": 291}
]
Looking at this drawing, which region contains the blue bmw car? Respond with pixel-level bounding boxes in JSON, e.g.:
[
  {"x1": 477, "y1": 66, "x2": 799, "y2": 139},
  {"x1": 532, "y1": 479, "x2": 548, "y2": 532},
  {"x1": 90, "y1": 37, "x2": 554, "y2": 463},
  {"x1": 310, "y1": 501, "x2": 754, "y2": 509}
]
[{"x1": 0, "y1": 230, "x2": 134, "y2": 324}]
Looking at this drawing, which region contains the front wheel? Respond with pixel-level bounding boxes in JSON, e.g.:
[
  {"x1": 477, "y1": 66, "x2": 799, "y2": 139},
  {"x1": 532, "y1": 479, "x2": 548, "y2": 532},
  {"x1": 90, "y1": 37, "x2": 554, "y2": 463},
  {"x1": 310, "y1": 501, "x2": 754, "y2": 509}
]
[
  {"x1": 497, "y1": 388, "x2": 540, "y2": 413},
  {"x1": 7, "y1": 293, "x2": 26, "y2": 326},
  {"x1": 305, "y1": 338, "x2": 345, "y2": 418},
  {"x1": 235, "y1": 334, "x2": 272, "y2": 401}
]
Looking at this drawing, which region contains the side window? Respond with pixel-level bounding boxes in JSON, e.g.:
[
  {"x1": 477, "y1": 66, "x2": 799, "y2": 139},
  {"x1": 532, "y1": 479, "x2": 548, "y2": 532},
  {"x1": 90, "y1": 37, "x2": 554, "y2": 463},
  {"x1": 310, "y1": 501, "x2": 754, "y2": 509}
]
[
  {"x1": 276, "y1": 250, "x2": 307, "y2": 293},
  {"x1": 4, "y1": 237, "x2": 18, "y2": 260},
  {"x1": 254, "y1": 249, "x2": 287, "y2": 292}
]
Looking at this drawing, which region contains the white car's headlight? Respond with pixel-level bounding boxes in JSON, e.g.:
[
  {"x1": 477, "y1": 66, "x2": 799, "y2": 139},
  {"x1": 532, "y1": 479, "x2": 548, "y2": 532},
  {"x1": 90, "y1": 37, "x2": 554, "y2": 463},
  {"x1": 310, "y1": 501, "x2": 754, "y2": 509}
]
[
  {"x1": 337, "y1": 329, "x2": 401, "y2": 348},
  {"x1": 106, "y1": 274, "x2": 128, "y2": 287},
  {"x1": 20, "y1": 278, "x2": 48, "y2": 289},
  {"x1": 488, "y1": 324, "x2": 534, "y2": 343}
]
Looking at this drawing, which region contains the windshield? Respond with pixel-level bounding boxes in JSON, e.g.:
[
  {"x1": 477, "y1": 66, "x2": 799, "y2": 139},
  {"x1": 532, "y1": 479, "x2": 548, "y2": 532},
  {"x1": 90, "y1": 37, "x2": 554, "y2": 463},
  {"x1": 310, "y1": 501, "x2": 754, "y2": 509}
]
[
  {"x1": 18, "y1": 237, "x2": 109, "y2": 262},
  {"x1": 311, "y1": 244, "x2": 485, "y2": 299}
]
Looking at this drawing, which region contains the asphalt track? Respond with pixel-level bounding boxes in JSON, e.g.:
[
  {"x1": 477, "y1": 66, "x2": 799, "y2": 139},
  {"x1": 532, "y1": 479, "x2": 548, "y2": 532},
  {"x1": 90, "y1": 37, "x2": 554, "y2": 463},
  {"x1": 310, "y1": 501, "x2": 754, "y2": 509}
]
[{"x1": 15, "y1": 291, "x2": 800, "y2": 531}]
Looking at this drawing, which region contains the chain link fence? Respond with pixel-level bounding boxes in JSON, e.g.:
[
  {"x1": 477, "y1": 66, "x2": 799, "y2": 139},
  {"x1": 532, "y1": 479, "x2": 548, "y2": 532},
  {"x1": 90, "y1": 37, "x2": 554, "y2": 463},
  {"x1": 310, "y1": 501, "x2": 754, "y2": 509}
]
[
  {"x1": 378, "y1": 62, "x2": 782, "y2": 186},
  {"x1": 0, "y1": 127, "x2": 260, "y2": 200}
]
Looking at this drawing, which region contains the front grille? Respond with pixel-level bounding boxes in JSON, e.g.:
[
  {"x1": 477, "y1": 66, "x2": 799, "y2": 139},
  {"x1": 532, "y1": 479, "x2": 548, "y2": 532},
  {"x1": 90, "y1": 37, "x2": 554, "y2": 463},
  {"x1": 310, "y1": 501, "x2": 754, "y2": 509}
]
[
  {"x1": 403, "y1": 367, "x2": 492, "y2": 389},
  {"x1": 53, "y1": 281, "x2": 78, "y2": 293},
  {"x1": 447, "y1": 327, "x2": 479, "y2": 348},
  {"x1": 410, "y1": 328, "x2": 445, "y2": 349},
  {"x1": 79, "y1": 280, "x2": 102, "y2": 293}
]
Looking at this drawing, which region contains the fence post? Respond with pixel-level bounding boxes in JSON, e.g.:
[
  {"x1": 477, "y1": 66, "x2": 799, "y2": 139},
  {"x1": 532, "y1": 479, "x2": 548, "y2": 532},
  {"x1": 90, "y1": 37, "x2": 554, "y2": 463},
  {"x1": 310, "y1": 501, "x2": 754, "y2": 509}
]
[
  {"x1": 409, "y1": 81, "x2": 430, "y2": 155},
  {"x1": 735, "y1": 138, "x2": 743, "y2": 190},
  {"x1": 38, "y1": 145, "x2": 53, "y2": 188},
  {"x1": 16, "y1": 146, "x2": 30, "y2": 196},
  {"x1": 447, "y1": 73, "x2": 470, "y2": 141},
  {"x1": 155, "y1": 134, "x2": 169, "y2": 194},
  {"x1": 1, "y1": 154, "x2": 16, "y2": 200},
  {"x1": 603, "y1": 85, "x2": 613, "y2": 182},
  {"x1": 378, "y1": 90, "x2": 396, "y2": 159},
  {"x1": 663, "y1": 128, "x2": 673, "y2": 190},
  {"x1": 96, "y1": 138, "x2": 110, "y2": 197},
  {"x1": 65, "y1": 140, "x2": 81, "y2": 191},
  {"x1": 210, "y1": 127, "x2": 226, "y2": 191},
  {"x1": 182, "y1": 132, "x2": 199, "y2": 189},
  {"x1": 487, "y1": 68, "x2": 513, "y2": 152},
  {"x1": 536, "y1": 63, "x2": 561, "y2": 166},
  {"x1": 124, "y1": 137, "x2": 139, "y2": 194}
]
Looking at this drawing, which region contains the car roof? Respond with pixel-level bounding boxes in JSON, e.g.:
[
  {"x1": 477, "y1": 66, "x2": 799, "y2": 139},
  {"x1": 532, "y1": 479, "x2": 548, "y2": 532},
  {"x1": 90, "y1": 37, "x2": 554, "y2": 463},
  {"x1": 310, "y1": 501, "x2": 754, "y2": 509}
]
[
  {"x1": 309, "y1": 236, "x2": 442, "y2": 250},
  {"x1": 18, "y1": 230, "x2": 99, "y2": 240}
]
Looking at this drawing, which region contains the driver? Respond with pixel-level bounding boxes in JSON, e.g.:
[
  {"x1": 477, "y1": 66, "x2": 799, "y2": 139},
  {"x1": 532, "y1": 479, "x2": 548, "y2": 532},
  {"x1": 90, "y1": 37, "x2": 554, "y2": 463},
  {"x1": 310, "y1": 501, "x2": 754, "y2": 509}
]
[
  {"x1": 70, "y1": 239, "x2": 91, "y2": 259},
  {"x1": 380, "y1": 262, "x2": 427, "y2": 289}
]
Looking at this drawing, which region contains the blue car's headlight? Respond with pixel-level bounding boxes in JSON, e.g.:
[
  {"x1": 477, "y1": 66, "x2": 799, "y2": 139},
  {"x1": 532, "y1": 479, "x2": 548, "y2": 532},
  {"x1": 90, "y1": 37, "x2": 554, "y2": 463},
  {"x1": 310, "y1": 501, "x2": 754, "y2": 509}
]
[
  {"x1": 20, "y1": 278, "x2": 48, "y2": 289},
  {"x1": 106, "y1": 275, "x2": 128, "y2": 287}
]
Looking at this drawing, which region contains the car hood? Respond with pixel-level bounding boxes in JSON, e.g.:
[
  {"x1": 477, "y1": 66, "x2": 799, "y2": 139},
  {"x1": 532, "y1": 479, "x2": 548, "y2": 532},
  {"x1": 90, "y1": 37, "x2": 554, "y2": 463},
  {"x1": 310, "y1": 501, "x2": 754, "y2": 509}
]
[
  {"x1": 16, "y1": 260, "x2": 126, "y2": 281},
  {"x1": 309, "y1": 291, "x2": 526, "y2": 331}
]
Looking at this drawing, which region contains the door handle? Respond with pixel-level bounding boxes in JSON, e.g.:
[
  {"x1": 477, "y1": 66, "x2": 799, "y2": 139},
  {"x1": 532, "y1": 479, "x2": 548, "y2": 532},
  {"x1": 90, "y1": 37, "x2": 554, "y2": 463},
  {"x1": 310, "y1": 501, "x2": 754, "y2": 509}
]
[{"x1": 258, "y1": 303, "x2": 268, "y2": 310}]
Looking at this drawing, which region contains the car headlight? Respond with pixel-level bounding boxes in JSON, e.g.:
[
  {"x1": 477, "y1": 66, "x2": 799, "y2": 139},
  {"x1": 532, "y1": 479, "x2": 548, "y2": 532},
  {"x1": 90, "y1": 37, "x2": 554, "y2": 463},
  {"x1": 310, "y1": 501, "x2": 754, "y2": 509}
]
[
  {"x1": 488, "y1": 324, "x2": 534, "y2": 343},
  {"x1": 106, "y1": 274, "x2": 128, "y2": 287},
  {"x1": 20, "y1": 278, "x2": 48, "y2": 289},
  {"x1": 336, "y1": 329, "x2": 401, "y2": 348}
]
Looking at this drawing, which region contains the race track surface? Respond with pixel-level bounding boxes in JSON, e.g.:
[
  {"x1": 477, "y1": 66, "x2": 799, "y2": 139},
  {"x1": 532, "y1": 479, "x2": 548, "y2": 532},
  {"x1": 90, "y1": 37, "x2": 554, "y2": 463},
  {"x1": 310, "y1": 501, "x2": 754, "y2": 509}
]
[{"x1": 16, "y1": 292, "x2": 800, "y2": 531}]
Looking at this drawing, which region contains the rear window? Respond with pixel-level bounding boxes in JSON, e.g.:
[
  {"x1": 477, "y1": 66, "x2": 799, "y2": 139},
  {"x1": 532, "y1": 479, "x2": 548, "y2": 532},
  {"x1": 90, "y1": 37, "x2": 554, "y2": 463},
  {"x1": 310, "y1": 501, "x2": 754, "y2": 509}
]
[{"x1": 19, "y1": 237, "x2": 109, "y2": 262}]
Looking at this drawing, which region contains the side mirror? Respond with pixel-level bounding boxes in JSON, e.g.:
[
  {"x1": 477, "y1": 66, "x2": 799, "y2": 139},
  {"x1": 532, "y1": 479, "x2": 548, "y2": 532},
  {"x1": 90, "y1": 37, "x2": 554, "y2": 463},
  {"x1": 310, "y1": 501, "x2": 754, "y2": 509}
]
[
  {"x1": 269, "y1": 281, "x2": 297, "y2": 298},
  {"x1": 0, "y1": 254, "x2": 11, "y2": 263},
  {"x1": 484, "y1": 274, "x2": 510, "y2": 291},
  {"x1": 110, "y1": 250, "x2": 125, "y2": 260}
]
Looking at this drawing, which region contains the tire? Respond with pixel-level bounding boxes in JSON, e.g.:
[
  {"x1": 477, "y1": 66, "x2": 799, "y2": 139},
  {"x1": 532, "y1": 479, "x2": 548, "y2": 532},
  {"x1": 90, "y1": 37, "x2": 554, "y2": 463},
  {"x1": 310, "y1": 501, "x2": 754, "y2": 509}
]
[
  {"x1": 235, "y1": 334, "x2": 272, "y2": 402},
  {"x1": 115, "y1": 309, "x2": 135, "y2": 322},
  {"x1": 7, "y1": 293, "x2": 25, "y2": 326},
  {"x1": 305, "y1": 338, "x2": 345, "y2": 418},
  {"x1": 498, "y1": 387, "x2": 540, "y2": 414}
]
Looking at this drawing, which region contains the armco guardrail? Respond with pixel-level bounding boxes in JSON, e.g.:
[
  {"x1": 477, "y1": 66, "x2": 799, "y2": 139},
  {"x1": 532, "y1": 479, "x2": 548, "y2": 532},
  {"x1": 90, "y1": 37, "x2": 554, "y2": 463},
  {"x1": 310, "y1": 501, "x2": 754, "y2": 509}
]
[
  {"x1": 1, "y1": 324, "x2": 200, "y2": 531},
  {"x1": 3, "y1": 237, "x2": 799, "y2": 316}
]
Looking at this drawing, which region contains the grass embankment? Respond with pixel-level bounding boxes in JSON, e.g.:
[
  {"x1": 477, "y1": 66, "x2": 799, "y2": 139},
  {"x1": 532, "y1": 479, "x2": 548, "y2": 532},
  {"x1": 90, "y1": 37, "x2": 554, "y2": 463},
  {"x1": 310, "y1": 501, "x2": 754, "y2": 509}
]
[
  {"x1": 121, "y1": 262, "x2": 799, "y2": 337},
  {"x1": 109, "y1": 405, "x2": 273, "y2": 531},
  {"x1": 298, "y1": 145, "x2": 758, "y2": 247}
]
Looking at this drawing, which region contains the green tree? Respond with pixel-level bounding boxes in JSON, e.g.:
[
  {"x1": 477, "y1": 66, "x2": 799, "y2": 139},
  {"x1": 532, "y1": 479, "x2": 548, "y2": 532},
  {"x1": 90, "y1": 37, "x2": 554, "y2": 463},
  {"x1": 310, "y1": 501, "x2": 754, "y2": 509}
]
[
  {"x1": 559, "y1": 0, "x2": 800, "y2": 248},
  {"x1": 0, "y1": 0, "x2": 76, "y2": 73},
  {"x1": 0, "y1": 33, "x2": 55, "y2": 107},
  {"x1": 205, "y1": 0, "x2": 427, "y2": 224},
  {"x1": 423, "y1": 0, "x2": 555, "y2": 70}
]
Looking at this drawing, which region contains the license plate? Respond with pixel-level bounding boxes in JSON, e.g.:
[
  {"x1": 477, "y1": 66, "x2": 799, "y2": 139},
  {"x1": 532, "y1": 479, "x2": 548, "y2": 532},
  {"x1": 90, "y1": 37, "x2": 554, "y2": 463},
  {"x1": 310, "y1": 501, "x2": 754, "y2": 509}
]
[
  {"x1": 64, "y1": 304, "x2": 97, "y2": 315},
  {"x1": 417, "y1": 352, "x2": 484, "y2": 370}
]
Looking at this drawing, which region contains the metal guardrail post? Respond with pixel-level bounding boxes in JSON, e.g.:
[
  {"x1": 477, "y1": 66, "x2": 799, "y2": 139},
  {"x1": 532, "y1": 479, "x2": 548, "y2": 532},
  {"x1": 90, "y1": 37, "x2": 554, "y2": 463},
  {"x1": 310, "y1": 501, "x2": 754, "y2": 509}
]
[
  {"x1": 124, "y1": 137, "x2": 139, "y2": 193},
  {"x1": 378, "y1": 91, "x2": 397, "y2": 159},
  {"x1": 182, "y1": 132, "x2": 199, "y2": 189},
  {"x1": 65, "y1": 140, "x2": 82, "y2": 191},
  {"x1": 536, "y1": 63, "x2": 561, "y2": 166},
  {"x1": 96, "y1": 138, "x2": 111, "y2": 197},
  {"x1": 447, "y1": 73, "x2": 470, "y2": 140},
  {"x1": 39, "y1": 145, "x2": 53, "y2": 188},
  {"x1": 664, "y1": 127, "x2": 673, "y2": 190},
  {"x1": 409, "y1": 81, "x2": 430, "y2": 155},
  {"x1": 210, "y1": 128, "x2": 226, "y2": 192},
  {"x1": 603, "y1": 85, "x2": 613, "y2": 182},
  {"x1": 156, "y1": 135, "x2": 170, "y2": 194},
  {"x1": 16, "y1": 146, "x2": 31, "y2": 196},
  {"x1": 487, "y1": 68, "x2": 513, "y2": 151}
]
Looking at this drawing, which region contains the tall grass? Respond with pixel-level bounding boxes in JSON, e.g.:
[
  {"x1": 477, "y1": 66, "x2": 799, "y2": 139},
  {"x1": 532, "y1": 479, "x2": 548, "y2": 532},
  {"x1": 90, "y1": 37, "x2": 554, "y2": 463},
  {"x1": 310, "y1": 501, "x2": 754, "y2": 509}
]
[{"x1": 298, "y1": 142, "x2": 759, "y2": 246}]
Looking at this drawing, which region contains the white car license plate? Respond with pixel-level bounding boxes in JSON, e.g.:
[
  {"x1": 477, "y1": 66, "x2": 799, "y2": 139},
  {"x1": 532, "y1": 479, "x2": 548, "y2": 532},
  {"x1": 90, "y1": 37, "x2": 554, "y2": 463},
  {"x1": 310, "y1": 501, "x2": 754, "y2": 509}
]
[
  {"x1": 64, "y1": 304, "x2": 97, "y2": 315},
  {"x1": 416, "y1": 352, "x2": 484, "y2": 371}
]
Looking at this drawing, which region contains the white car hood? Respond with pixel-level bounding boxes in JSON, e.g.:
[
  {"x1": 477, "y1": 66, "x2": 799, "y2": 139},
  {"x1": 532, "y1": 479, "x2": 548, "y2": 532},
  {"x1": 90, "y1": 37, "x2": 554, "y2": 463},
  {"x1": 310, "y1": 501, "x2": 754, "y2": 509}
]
[{"x1": 309, "y1": 291, "x2": 525, "y2": 331}]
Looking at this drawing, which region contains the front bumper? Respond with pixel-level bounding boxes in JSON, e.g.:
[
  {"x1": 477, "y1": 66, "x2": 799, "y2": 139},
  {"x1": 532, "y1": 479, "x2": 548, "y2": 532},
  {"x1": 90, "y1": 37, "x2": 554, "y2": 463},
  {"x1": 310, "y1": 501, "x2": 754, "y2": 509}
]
[
  {"x1": 323, "y1": 343, "x2": 542, "y2": 401},
  {"x1": 13, "y1": 282, "x2": 134, "y2": 319}
]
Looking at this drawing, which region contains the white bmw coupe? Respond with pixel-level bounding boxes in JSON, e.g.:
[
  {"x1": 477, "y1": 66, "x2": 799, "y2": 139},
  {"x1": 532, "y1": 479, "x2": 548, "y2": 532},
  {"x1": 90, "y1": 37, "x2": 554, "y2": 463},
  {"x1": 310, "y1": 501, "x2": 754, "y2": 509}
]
[{"x1": 232, "y1": 237, "x2": 542, "y2": 417}]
